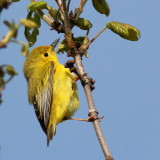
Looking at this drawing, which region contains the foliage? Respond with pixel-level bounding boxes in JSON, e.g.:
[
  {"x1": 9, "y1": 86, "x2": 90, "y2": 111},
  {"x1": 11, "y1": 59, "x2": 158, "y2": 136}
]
[
  {"x1": 0, "y1": 65, "x2": 17, "y2": 104},
  {"x1": 27, "y1": 1, "x2": 47, "y2": 11},
  {"x1": 0, "y1": 0, "x2": 140, "y2": 104},
  {"x1": 107, "y1": 21, "x2": 141, "y2": 41},
  {"x1": 92, "y1": 0, "x2": 110, "y2": 16},
  {"x1": 24, "y1": 11, "x2": 41, "y2": 47}
]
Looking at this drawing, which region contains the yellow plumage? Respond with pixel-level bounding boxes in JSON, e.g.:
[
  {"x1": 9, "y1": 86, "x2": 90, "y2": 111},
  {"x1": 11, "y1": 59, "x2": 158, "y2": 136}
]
[{"x1": 23, "y1": 44, "x2": 79, "y2": 145}]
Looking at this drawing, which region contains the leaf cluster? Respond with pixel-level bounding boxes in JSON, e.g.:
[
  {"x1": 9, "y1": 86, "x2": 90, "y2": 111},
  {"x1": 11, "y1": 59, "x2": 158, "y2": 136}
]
[
  {"x1": 25, "y1": 0, "x2": 140, "y2": 54},
  {"x1": 0, "y1": 65, "x2": 17, "y2": 104},
  {"x1": 0, "y1": 19, "x2": 37, "y2": 56}
]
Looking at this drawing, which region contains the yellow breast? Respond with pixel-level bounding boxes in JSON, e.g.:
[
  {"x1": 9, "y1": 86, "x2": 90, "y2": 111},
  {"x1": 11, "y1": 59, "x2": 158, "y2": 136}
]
[{"x1": 48, "y1": 62, "x2": 79, "y2": 127}]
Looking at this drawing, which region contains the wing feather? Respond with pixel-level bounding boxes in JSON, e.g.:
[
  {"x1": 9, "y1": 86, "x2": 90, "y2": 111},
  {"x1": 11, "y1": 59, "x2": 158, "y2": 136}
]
[{"x1": 32, "y1": 61, "x2": 54, "y2": 133}]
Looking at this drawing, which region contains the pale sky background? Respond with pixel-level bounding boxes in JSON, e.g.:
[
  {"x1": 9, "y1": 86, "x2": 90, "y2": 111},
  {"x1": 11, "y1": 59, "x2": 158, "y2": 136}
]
[{"x1": 0, "y1": 0, "x2": 160, "y2": 160}]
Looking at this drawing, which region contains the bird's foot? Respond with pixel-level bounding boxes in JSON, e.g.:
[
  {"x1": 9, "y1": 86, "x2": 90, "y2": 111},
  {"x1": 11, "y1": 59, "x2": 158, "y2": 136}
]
[
  {"x1": 74, "y1": 76, "x2": 79, "y2": 82},
  {"x1": 65, "y1": 59, "x2": 78, "y2": 74},
  {"x1": 65, "y1": 59, "x2": 75, "y2": 69},
  {"x1": 65, "y1": 116, "x2": 104, "y2": 122}
]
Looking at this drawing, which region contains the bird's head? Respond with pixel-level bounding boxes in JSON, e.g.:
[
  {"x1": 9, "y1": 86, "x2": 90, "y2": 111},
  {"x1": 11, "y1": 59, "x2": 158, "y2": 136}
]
[{"x1": 26, "y1": 38, "x2": 60, "y2": 64}]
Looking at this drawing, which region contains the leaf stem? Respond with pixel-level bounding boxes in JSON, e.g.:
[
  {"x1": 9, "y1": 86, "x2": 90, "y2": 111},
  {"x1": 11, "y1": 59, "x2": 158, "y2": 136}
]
[
  {"x1": 80, "y1": 26, "x2": 107, "y2": 52},
  {"x1": 5, "y1": 75, "x2": 14, "y2": 85},
  {"x1": 67, "y1": 0, "x2": 71, "y2": 11}
]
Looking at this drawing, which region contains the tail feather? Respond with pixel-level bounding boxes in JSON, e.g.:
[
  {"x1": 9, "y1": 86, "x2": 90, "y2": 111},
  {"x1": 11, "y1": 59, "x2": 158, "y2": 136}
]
[{"x1": 47, "y1": 124, "x2": 56, "y2": 146}]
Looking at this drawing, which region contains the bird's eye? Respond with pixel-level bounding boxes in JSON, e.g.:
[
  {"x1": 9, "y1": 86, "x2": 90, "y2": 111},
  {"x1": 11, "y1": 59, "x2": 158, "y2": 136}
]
[{"x1": 44, "y1": 53, "x2": 48, "y2": 57}]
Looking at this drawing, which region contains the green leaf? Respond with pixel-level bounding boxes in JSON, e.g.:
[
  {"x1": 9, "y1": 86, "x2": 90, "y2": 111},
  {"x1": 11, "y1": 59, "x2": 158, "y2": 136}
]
[
  {"x1": 58, "y1": 37, "x2": 85, "y2": 53},
  {"x1": 0, "y1": 66, "x2": 5, "y2": 77},
  {"x1": 28, "y1": 1, "x2": 47, "y2": 11},
  {"x1": 20, "y1": 19, "x2": 38, "y2": 28},
  {"x1": 21, "y1": 43, "x2": 29, "y2": 56},
  {"x1": 25, "y1": 27, "x2": 39, "y2": 47},
  {"x1": 12, "y1": 0, "x2": 20, "y2": 2},
  {"x1": 33, "y1": 12, "x2": 41, "y2": 27},
  {"x1": 30, "y1": 28, "x2": 39, "y2": 46},
  {"x1": 92, "y1": 0, "x2": 110, "y2": 17},
  {"x1": 83, "y1": 36, "x2": 90, "y2": 58},
  {"x1": 0, "y1": 77, "x2": 5, "y2": 88},
  {"x1": 75, "y1": 18, "x2": 92, "y2": 30},
  {"x1": 24, "y1": 11, "x2": 41, "y2": 47},
  {"x1": 47, "y1": 6, "x2": 61, "y2": 20},
  {"x1": 107, "y1": 21, "x2": 141, "y2": 41},
  {"x1": 58, "y1": 40, "x2": 69, "y2": 53},
  {"x1": 6, "y1": 65, "x2": 17, "y2": 76},
  {"x1": 24, "y1": 27, "x2": 31, "y2": 45}
]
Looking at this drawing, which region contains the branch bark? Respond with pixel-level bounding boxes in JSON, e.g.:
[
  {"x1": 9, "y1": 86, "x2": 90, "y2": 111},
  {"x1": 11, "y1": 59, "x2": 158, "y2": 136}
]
[
  {"x1": 74, "y1": 53, "x2": 113, "y2": 160},
  {"x1": 56, "y1": 0, "x2": 74, "y2": 47}
]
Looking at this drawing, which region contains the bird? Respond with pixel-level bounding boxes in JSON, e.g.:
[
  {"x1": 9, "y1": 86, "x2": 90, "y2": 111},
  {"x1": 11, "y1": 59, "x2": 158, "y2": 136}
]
[{"x1": 23, "y1": 39, "x2": 79, "y2": 145}]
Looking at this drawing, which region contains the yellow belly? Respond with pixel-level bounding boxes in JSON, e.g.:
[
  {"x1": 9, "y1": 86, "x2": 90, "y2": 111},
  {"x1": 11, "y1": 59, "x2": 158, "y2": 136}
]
[{"x1": 48, "y1": 63, "x2": 79, "y2": 128}]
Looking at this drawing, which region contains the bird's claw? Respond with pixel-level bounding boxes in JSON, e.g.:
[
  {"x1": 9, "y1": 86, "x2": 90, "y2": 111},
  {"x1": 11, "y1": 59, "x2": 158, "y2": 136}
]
[
  {"x1": 65, "y1": 116, "x2": 104, "y2": 122},
  {"x1": 86, "y1": 115, "x2": 104, "y2": 122},
  {"x1": 65, "y1": 59, "x2": 78, "y2": 74}
]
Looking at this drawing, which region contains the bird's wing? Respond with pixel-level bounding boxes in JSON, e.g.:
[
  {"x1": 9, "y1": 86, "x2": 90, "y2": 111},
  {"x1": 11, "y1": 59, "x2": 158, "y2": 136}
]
[{"x1": 32, "y1": 61, "x2": 55, "y2": 133}]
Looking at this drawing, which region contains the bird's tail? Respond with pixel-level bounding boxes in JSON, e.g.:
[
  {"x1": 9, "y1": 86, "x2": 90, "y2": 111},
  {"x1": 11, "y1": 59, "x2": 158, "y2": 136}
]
[{"x1": 47, "y1": 124, "x2": 56, "y2": 146}]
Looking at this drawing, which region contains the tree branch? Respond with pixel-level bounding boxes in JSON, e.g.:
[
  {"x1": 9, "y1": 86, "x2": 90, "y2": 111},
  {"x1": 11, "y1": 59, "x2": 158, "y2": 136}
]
[
  {"x1": 28, "y1": 0, "x2": 114, "y2": 159},
  {"x1": 56, "y1": 0, "x2": 74, "y2": 47},
  {"x1": 58, "y1": 1, "x2": 113, "y2": 159},
  {"x1": 74, "y1": 53, "x2": 113, "y2": 160}
]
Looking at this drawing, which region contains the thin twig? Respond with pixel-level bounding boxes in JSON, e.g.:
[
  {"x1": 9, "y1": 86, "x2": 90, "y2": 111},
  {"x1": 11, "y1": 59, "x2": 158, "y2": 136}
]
[
  {"x1": 56, "y1": 0, "x2": 74, "y2": 47},
  {"x1": 74, "y1": 0, "x2": 88, "y2": 20},
  {"x1": 79, "y1": 26, "x2": 107, "y2": 53},
  {"x1": 67, "y1": 0, "x2": 71, "y2": 11},
  {"x1": 5, "y1": 75, "x2": 14, "y2": 85},
  {"x1": 74, "y1": 53, "x2": 113, "y2": 160},
  {"x1": 86, "y1": 26, "x2": 107, "y2": 48},
  {"x1": 56, "y1": 0, "x2": 64, "y2": 15}
]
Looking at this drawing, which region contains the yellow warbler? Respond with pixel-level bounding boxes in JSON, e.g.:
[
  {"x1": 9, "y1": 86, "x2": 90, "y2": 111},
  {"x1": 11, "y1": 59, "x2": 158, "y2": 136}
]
[{"x1": 23, "y1": 39, "x2": 79, "y2": 145}]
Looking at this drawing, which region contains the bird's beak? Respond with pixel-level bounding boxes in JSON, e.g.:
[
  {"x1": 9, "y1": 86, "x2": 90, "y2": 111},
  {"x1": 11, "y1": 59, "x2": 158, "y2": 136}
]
[{"x1": 51, "y1": 38, "x2": 60, "y2": 51}]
